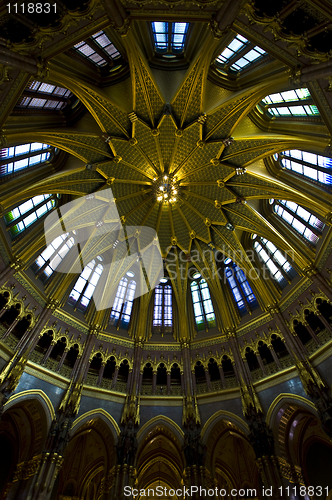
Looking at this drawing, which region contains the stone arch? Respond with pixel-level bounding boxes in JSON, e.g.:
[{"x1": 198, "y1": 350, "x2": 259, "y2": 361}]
[
  {"x1": 72, "y1": 408, "x2": 120, "y2": 443},
  {"x1": 266, "y1": 393, "x2": 326, "y2": 478},
  {"x1": 55, "y1": 410, "x2": 118, "y2": 499},
  {"x1": 136, "y1": 416, "x2": 185, "y2": 494},
  {"x1": 201, "y1": 410, "x2": 249, "y2": 444},
  {"x1": 4, "y1": 389, "x2": 55, "y2": 432},
  {"x1": 137, "y1": 415, "x2": 184, "y2": 445},
  {"x1": 0, "y1": 390, "x2": 54, "y2": 497}
]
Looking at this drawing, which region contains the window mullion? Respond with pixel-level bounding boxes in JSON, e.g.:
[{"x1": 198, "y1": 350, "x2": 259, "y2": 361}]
[
  {"x1": 167, "y1": 23, "x2": 172, "y2": 52},
  {"x1": 280, "y1": 155, "x2": 332, "y2": 175},
  {"x1": 261, "y1": 241, "x2": 291, "y2": 283},
  {"x1": 21, "y1": 90, "x2": 69, "y2": 103},
  {"x1": 0, "y1": 147, "x2": 52, "y2": 167},
  {"x1": 233, "y1": 267, "x2": 251, "y2": 313},
  {"x1": 267, "y1": 99, "x2": 313, "y2": 109},
  {"x1": 198, "y1": 281, "x2": 208, "y2": 329},
  {"x1": 74, "y1": 263, "x2": 97, "y2": 310},
  {"x1": 85, "y1": 39, "x2": 114, "y2": 67},
  {"x1": 225, "y1": 43, "x2": 254, "y2": 68},
  {"x1": 5, "y1": 196, "x2": 55, "y2": 229},
  {"x1": 282, "y1": 205, "x2": 321, "y2": 237}
]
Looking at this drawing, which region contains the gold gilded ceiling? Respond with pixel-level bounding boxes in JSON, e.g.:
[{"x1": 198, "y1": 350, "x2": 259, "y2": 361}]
[{"x1": 2, "y1": 17, "x2": 332, "y2": 321}]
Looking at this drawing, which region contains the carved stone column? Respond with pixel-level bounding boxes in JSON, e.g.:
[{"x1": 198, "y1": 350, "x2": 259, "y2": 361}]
[
  {"x1": 112, "y1": 366, "x2": 119, "y2": 389},
  {"x1": 152, "y1": 370, "x2": 157, "y2": 395},
  {"x1": 268, "y1": 345, "x2": 282, "y2": 369},
  {"x1": 41, "y1": 340, "x2": 56, "y2": 365},
  {"x1": 204, "y1": 368, "x2": 211, "y2": 391},
  {"x1": 218, "y1": 363, "x2": 226, "y2": 388},
  {"x1": 166, "y1": 370, "x2": 171, "y2": 395},
  {"x1": 255, "y1": 351, "x2": 267, "y2": 376},
  {"x1": 97, "y1": 361, "x2": 106, "y2": 386}
]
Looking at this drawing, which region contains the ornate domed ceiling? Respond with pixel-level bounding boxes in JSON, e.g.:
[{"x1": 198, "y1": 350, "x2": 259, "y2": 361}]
[{"x1": 1, "y1": 1, "x2": 332, "y2": 343}]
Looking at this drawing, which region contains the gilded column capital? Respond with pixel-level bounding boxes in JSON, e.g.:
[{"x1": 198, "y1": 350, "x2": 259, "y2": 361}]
[
  {"x1": 46, "y1": 298, "x2": 60, "y2": 311},
  {"x1": 225, "y1": 327, "x2": 236, "y2": 338}
]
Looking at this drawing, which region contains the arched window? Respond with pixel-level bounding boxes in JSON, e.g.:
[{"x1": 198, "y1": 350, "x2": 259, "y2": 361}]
[
  {"x1": 216, "y1": 33, "x2": 266, "y2": 73},
  {"x1": 16, "y1": 81, "x2": 72, "y2": 110},
  {"x1": 262, "y1": 88, "x2": 319, "y2": 117},
  {"x1": 252, "y1": 235, "x2": 297, "y2": 288},
  {"x1": 72, "y1": 30, "x2": 121, "y2": 67},
  {"x1": 224, "y1": 259, "x2": 258, "y2": 315},
  {"x1": 274, "y1": 150, "x2": 332, "y2": 186},
  {"x1": 109, "y1": 273, "x2": 136, "y2": 330},
  {"x1": 3, "y1": 194, "x2": 57, "y2": 238},
  {"x1": 190, "y1": 272, "x2": 216, "y2": 331},
  {"x1": 68, "y1": 257, "x2": 103, "y2": 312},
  {"x1": 153, "y1": 278, "x2": 173, "y2": 335},
  {"x1": 33, "y1": 232, "x2": 76, "y2": 283},
  {"x1": 0, "y1": 143, "x2": 52, "y2": 176},
  {"x1": 271, "y1": 199, "x2": 325, "y2": 245},
  {"x1": 151, "y1": 22, "x2": 189, "y2": 54}
]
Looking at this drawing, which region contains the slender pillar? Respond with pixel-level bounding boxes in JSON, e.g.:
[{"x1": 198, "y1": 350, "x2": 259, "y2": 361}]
[
  {"x1": 256, "y1": 352, "x2": 267, "y2": 376},
  {"x1": 218, "y1": 364, "x2": 226, "y2": 388},
  {"x1": 304, "y1": 322, "x2": 321, "y2": 345},
  {"x1": 204, "y1": 368, "x2": 211, "y2": 391},
  {"x1": 317, "y1": 312, "x2": 332, "y2": 333},
  {"x1": 152, "y1": 371, "x2": 157, "y2": 395},
  {"x1": 1, "y1": 318, "x2": 19, "y2": 339},
  {"x1": 112, "y1": 366, "x2": 119, "y2": 389},
  {"x1": 97, "y1": 362, "x2": 106, "y2": 386},
  {"x1": 41, "y1": 341, "x2": 56, "y2": 364},
  {"x1": 268, "y1": 345, "x2": 282, "y2": 369},
  {"x1": 166, "y1": 370, "x2": 171, "y2": 395},
  {"x1": 57, "y1": 348, "x2": 69, "y2": 372}
]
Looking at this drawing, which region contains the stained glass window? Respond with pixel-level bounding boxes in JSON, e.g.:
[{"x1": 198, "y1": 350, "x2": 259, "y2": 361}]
[
  {"x1": 109, "y1": 273, "x2": 136, "y2": 330},
  {"x1": 262, "y1": 88, "x2": 319, "y2": 117},
  {"x1": 272, "y1": 199, "x2": 325, "y2": 245},
  {"x1": 68, "y1": 257, "x2": 103, "y2": 312},
  {"x1": 253, "y1": 236, "x2": 297, "y2": 288},
  {"x1": 151, "y1": 22, "x2": 189, "y2": 53},
  {"x1": 152, "y1": 279, "x2": 173, "y2": 335},
  {"x1": 224, "y1": 259, "x2": 258, "y2": 315},
  {"x1": 3, "y1": 194, "x2": 56, "y2": 238},
  {"x1": 190, "y1": 273, "x2": 216, "y2": 331},
  {"x1": 216, "y1": 33, "x2": 266, "y2": 72},
  {"x1": 275, "y1": 150, "x2": 332, "y2": 186},
  {"x1": 73, "y1": 30, "x2": 120, "y2": 67},
  {"x1": 0, "y1": 143, "x2": 51, "y2": 176}
]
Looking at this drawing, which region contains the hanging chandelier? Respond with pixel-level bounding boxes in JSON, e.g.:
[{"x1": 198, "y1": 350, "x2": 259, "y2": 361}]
[{"x1": 153, "y1": 174, "x2": 179, "y2": 203}]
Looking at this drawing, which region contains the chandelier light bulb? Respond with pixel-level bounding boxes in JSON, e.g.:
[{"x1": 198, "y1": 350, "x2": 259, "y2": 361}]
[
  {"x1": 164, "y1": 175, "x2": 168, "y2": 180},
  {"x1": 159, "y1": 186, "x2": 163, "y2": 191}
]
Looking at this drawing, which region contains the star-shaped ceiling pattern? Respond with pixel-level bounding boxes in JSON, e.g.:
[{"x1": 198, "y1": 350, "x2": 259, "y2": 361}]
[{"x1": 12, "y1": 31, "x2": 330, "y2": 281}]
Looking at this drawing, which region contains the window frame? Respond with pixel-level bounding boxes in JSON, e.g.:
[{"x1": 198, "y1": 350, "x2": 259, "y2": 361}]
[
  {"x1": 274, "y1": 150, "x2": 332, "y2": 187},
  {"x1": 152, "y1": 280, "x2": 173, "y2": 336},
  {"x1": 224, "y1": 260, "x2": 258, "y2": 316},
  {"x1": 68, "y1": 258, "x2": 104, "y2": 313},
  {"x1": 252, "y1": 236, "x2": 297, "y2": 289},
  {"x1": 0, "y1": 143, "x2": 54, "y2": 177},
  {"x1": 190, "y1": 275, "x2": 216, "y2": 331},
  {"x1": 261, "y1": 88, "x2": 320, "y2": 118},
  {"x1": 109, "y1": 276, "x2": 136, "y2": 330},
  {"x1": 271, "y1": 199, "x2": 325, "y2": 246},
  {"x1": 215, "y1": 33, "x2": 267, "y2": 74},
  {"x1": 3, "y1": 194, "x2": 58, "y2": 238},
  {"x1": 151, "y1": 22, "x2": 189, "y2": 56},
  {"x1": 33, "y1": 231, "x2": 76, "y2": 284}
]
